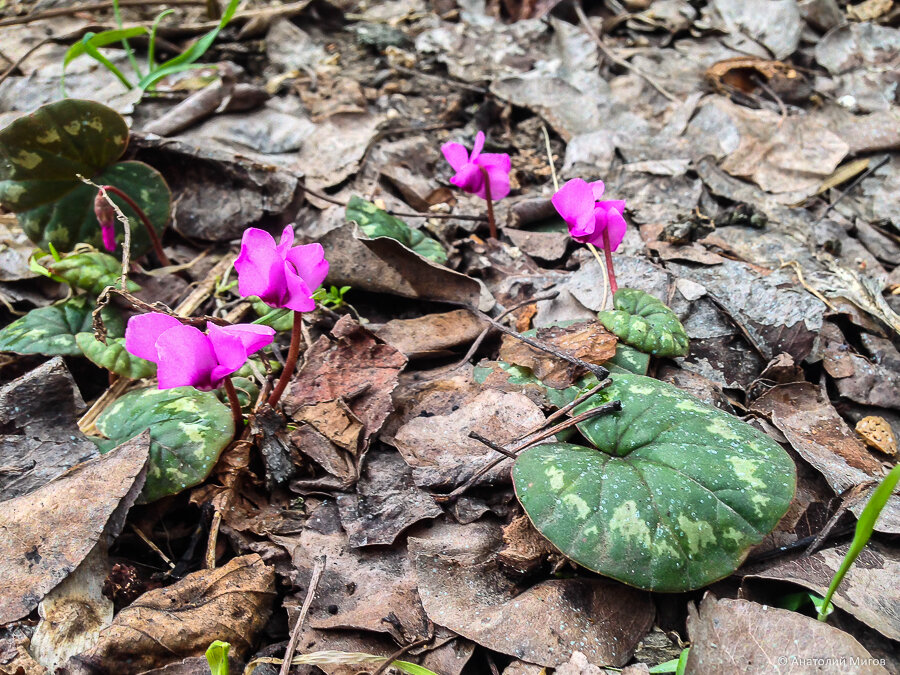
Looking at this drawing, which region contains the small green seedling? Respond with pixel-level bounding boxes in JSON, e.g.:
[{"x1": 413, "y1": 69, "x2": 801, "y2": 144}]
[
  {"x1": 818, "y1": 463, "x2": 900, "y2": 621},
  {"x1": 649, "y1": 648, "x2": 690, "y2": 674},
  {"x1": 312, "y1": 285, "x2": 352, "y2": 309},
  {"x1": 62, "y1": 0, "x2": 242, "y2": 93},
  {"x1": 778, "y1": 591, "x2": 833, "y2": 619},
  {"x1": 205, "y1": 640, "x2": 231, "y2": 675}
]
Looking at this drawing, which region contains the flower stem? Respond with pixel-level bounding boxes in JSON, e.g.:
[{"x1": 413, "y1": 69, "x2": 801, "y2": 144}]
[
  {"x1": 223, "y1": 376, "x2": 243, "y2": 438},
  {"x1": 602, "y1": 229, "x2": 618, "y2": 295},
  {"x1": 479, "y1": 166, "x2": 497, "y2": 239},
  {"x1": 100, "y1": 185, "x2": 171, "y2": 267},
  {"x1": 268, "y1": 310, "x2": 302, "y2": 408},
  {"x1": 586, "y1": 243, "x2": 610, "y2": 311}
]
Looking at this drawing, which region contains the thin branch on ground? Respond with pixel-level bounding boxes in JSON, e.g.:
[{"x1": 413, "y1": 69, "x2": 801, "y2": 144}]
[{"x1": 280, "y1": 554, "x2": 327, "y2": 675}]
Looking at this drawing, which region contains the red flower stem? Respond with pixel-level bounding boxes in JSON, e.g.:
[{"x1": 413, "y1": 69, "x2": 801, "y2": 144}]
[
  {"x1": 268, "y1": 310, "x2": 302, "y2": 408},
  {"x1": 602, "y1": 229, "x2": 618, "y2": 295},
  {"x1": 100, "y1": 185, "x2": 171, "y2": 267},
  {"x1": 223, "y1": 376, "x2": 243, "y2": 439},
  {"x1": 479, "y1": 166, "x2": 498, "y2": 239}
]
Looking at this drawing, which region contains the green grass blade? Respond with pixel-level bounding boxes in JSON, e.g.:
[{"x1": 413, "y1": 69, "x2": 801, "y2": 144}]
[
  {"x1": 138, "y1": 0, "x2": 241, "y2": 90},
  {"x1": 112, "y1": 0, "x2": 143, "y2": 79},
  {"x1": 148, "y1": 9, "x2": 174, "y2": 70},
  {"x1": 818, "y1": 464, "x2": 900, "y2": 621},
  {"x1": 61, "y1": 27, "x2": 147, "y2": 94}
]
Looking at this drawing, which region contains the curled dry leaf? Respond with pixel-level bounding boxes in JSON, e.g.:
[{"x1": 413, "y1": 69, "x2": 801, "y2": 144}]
[
  {"x1": 67, "y1": 555, "x2": 275, "y2": 674},
  {"x1": 373, "y1": 309, "x2": 485, "y2": 359},
  {"x1": 0, "y1": 357, "x2": 98, "y2": 501},
  {"x1": 393, "y1": 389, "x2": 545, "y2": 490},
  {"x1": 498, "y1": 320, "x2": 617, "y2": 389},
  {"x1": 409, "y1": 521, "x2": 654, "y2": 668},
  {"x1": 0, "y1": 433, "x2": 150, "y2": 625},
  {"x1": 686, "y1": 595, "x2": 888, "y2": 674},
  {"x1": 855, "y1": 416, "x2": 897, "y2": 456},
  {"x1": 747, "y1": 541, "x2": 900, "y2": 642}
]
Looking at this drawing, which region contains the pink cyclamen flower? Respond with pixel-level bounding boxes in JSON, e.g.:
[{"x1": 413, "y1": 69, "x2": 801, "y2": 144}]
[
  {"x1": 233, "y1": 225, "x2": 329, "y2": 312},
  {"x1": 551, "y1": 178, "x2": 627, "y2": 251},
  {"x1": 125, "y1": 313, "x2": 275, "y2": 391},
  {"x1": 441, "y1": 131, "x2": 511, "y2": 201}
]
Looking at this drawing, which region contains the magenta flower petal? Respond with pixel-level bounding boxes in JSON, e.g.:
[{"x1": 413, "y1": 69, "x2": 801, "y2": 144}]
[
  {"x1": 589, "y1": 180, "x2": 606, "y2": 200},
  {"x1": 154, "y1": 324, "x2": 217, "y2": 390},
  {"x1": 124, "y1": 313, "x2": 182, "y2": 363},
  {"x1": 552, "y1": 178, "x2": 595, "y2": 227},
  {"x1": 450, "y1": 163, "x2": 483, "y2": 194},
  {"x1": 211, "y1": 323, "x2": 275, "y2": 356},
  {"x1": 282, "y1": 270, "x2": 316, "y2": 312},
  {"x1": 100, "y1": 223, "x2": 116, "y2": 251},
  {"x1": 441, "y1": 142, "x2": 470, "y2": 172},
  {"x1": 206, "y1": 325, "x2": 248, "y2": 377},
  {"x1": 285, "y1": 243, "x2": 329, "y2": 291},
  {"x1": 234, "y1": 227, "x2": 288, "y2": 307},
  {"x1": 276, "y1": 225, "x2": 294, "y2": 258},
  {"x1": 601, "y1": 205, "x2": 628, "y2": 252},
  {"x1": 471, "y1": 130, "x2": 485, "y2": 160}
]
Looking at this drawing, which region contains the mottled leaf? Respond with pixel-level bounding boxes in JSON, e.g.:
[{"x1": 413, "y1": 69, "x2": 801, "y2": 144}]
[
  {"x1": 75, "y1": 334, "x2": 156, "y2": 379},
  {"x1": 94, "y1": 387, "x2": 234, "y2": 503},
  {"x1": 473, "y1": 360, "x2": 592, "y2": 409},
  {"x1": 346, "y1": 196, "x2": 447, "y2": 264},
  {"x1": 49, "y1": 250, "x2": 140, "y2": 294},
  {"x1": 598, "y1": 288, "x2": 689, "y2": 357},
  {"x1": 0, "y1": 296, "x2": 123, "y2": 356},
  {"x1": 0, "y1": 99, "x2": 128, "y2": 212},
  {"x1": 513, "y1": 373, "x2": 796, "y2": 592},
  {"x1": 18, "y1": 161, "x2": 170, "y2": 256},
  {"x1": 606, "y1": 344, "x2": 651, "y2": 375}
]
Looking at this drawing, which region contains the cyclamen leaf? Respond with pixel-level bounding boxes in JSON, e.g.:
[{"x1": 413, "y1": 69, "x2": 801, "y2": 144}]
[
  {"x1": 75, "y1": 333, "x2": 156, "y2": 379},
  {"x1": 50, "y1": 250, "x2": 140, "y2": 294},
  {"x1": 598, "y1": 288, "x2": 689, "y2": 357},
  {"x1": 94, "y1": 387, "x2": 234, "y2": 503},
  {"x1": 0, "y1": 296, "x2": 122, "y2": 356},
  {"x1": 513, "y1": 373, "x2": 795, "y2": 592},
  {"x1": 0, "y1": 99, "x2": 128, "y2": 212},
  {"x1": 347, "y1": 196, "x2": 448, "y2": 264}
]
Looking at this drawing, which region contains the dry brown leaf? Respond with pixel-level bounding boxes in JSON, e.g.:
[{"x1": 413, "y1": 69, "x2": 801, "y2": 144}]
[
  {"x1": 290, "y1": 399, "x2": 364, "y2": 484},
  {"x1": 498, "y1": 320, "x2": 617, "y2": 389},
  {"x1": 686, "y1": 595, "x2": 888, "y2": 674},
  {"x1": 705, "y1": 56, "x2": 805, "y2": 97},
  {"x1": 393, "y1": 389, "x2": 545, "y2": 490},
  {"x1": 409, "y1": 521, "x2": 654, "y2": 668},
  {"x1": 855, "y1": 416, "x2": 897, "y2": 456},
  {"x1": 747, "y1": 542, "x2": 900, "y2": 642},
  {"x1": 0, "y1": 434, "x2": 149, "y2": 625},
  {"x1": 373, "y1": 310, "x2": 485, "y2": 359},
  {"x1": 67, "y1": 555, "x2": 275, "y2": 674},
  {"x1": 285, "y1": 315, "x2": 407, "y2": 450},
  {"x1": 847, "y1": 0, "x2": 894, "y2": 21},
  {"x1": 498, "y1": 514, "x2": 555, "y2": 576}
]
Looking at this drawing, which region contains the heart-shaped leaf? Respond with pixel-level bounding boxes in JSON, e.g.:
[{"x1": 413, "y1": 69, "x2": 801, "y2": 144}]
[
  {"x1": 75, "y1": 333, "x2": 157, "y2": 379},
  {"x1": 94, "y1": 387, "x2": 234, "y2": 503},
  {"x1": 606, "y1": 344, "x2": 650, "y2": 375},
  {"x1": 49, "y1": 249, "x2": 140, "y2": 294},
  {"x1": 597, "y1": 288, "x2": 689, "y2": 357},
  {"x1": 17, "y1": 161, "x2": 170, "y2": 256},
  {"x1": 0, "y1": 99, "x2": 128, "y2": 212},
  {"x1": 513, "y1": 373, "x2": 795, "y2": 592},
  {"x1": 0, "y1": 296, "x2": 123, "y2": 356},
  {"x1": 347, "y1": 196, "x2": 448, "y2": 264}
]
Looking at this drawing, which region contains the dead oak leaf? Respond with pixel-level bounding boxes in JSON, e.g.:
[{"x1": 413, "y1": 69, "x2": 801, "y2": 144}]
[
  {"x1": 0, "y1": 434, "x2": 149, "y2": 625},
  {"x1": 686, "y1": 595, "x2": 888, "y2": 674},
  {"x1": 66, "y1": 555, "x2": 275, "y2": 674}
]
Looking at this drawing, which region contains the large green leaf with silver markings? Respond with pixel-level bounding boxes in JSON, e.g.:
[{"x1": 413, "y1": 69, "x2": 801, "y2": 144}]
[
  {"x1": 0, "y1": 296, "x2": 123, "y2": 356},
  {"x1": 49, "y1": 249, "x2": 140, "y2": 294},
  {"x1": 94, "y1": 387, "x2": 234, "y2": 503},
  {"x1": 0, "y1": 99, "x2": 128, "y2": 212},
  {"x1": 512, "y1": 373, "x2": 795, "y2": 592},
  {"x1": 346, "y1": 196, "x2": 448, "y2": 264},
  {"x1": 17, "y1": 160, "x2": 170, "y2": 256},
  {"x1": 597, "y1": 288, "x2": 688, "y2": 357}
]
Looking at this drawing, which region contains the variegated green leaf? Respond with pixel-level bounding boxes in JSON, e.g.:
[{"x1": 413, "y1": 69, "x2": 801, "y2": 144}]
[
  {"x1": 0, "y1": 296, "x2": 122, "y2": 356},
  {"x1": 214, "y1": 376, "x2": 259, "y2": 412},
  {"x1": 18, "y1": 160, "x2": 170, "y2": 256},
  {"x1": 346, "y1": 196, "x2": 448, "y2": 264},
  {"x1": 606, "y1": 344, "x2": 650, "y2": 375},
  {"x1": 75, "y1": 333, "x2": 156, "y2": 379},
  {"x1": 94, "y1": 386, "x2": 234, "y2": 503},
  {"x1": 597, "y1": 288, "x2": 689, "y2": 357},
  {"x1": 513, "y1": 373, "x2": 795, "y2": 592},
  {"x1": 49, "y1": 250, "x2": 140, "y2": 294},
  {"x1": 0, "y1": 99, "x2": 128, "y2": 212}
]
